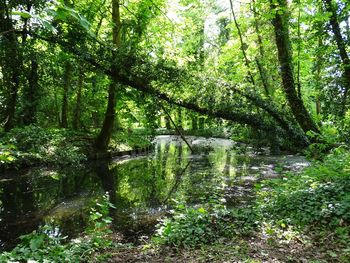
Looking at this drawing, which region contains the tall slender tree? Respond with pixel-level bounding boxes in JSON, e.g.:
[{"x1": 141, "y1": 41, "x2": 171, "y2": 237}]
[
  {"x1": 323, "y1": 0, "x2": 350, "y2": 116},
  {"x1": 270, "y1": 0, "x2": 320, "y2": 134}
]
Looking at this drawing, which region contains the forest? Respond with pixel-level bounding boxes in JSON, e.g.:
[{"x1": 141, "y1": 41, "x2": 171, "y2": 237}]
[{"x1": 0, "y1": 0, "x2": 350, "y2": 261}]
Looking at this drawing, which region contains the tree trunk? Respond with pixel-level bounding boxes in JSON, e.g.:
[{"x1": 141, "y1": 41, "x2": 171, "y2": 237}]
[
  {"x1": 296, "y1": 0, "x2": 302, "y2": 99},
  {"x1": 323, "y1": 0, "x2": 350, "y2": 117},
  {"x1": 191, "y1": 115, "x2": 198, "y2": 130},
  {"x1": 61, "y1": 60, "x2": 72, "y2": 128},
  {"x1": 23, "y1": 59, "x2": 39, "y2": 125},
  {"x1": 229, "y1": 0, "x2": 255, "y2": 86},
  {"x1": 165, "y1": 115, "x2": 172, "y2": 130},
  {"x1": 251, "y1": 0, "x2": 271, "y2": 97},
  {"x1": 177, "y1": 108, "x2": 183, "y2": 131},
  {"x1": 314, "y1": 9, "x2": 324, "y2": 120},
  {"x1": 270, "y1": 0, "x2": 319, "y2": 134},
  {"x1": 94, "y1": 0, "x2": 121, "y2": 151},
  {"x1": 1, "y1": 2, "x2": 21, "y2": 131},
  {"x1": 95, "y1": 81, "x2": 117, "y2": 150},
  {"x1": 73, "y1": 68, "x2": 84, "y2": 130}
]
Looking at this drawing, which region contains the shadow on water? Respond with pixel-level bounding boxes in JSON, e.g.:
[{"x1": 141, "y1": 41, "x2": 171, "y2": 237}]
[{"x1": 0, "y1": 135, "x2": 309, "y2": 251}]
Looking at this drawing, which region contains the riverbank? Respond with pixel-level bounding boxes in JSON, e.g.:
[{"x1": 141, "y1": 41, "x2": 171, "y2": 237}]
[
  {"x1": 104, "y1": 147, "x2": 350, "y2": 262},
  {"x1": 0, "y1": 126, "x2": 235, "y2": 171},
  {"x1": 1, "y1": 142, "x2": 349, "y2": 262},
  {"x1": 0, "y1": 126, "x2": 154, "y2": 171}
]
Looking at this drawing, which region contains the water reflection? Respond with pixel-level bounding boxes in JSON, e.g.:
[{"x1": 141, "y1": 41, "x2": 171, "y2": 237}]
[{"x1": 0, "y1": 136, "x2": 309, "y2": 250}]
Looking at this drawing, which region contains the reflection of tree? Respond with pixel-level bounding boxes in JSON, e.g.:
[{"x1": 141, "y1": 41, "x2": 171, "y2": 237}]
[
  {"x1": 162, "y1": 161, "x2": 191, "y2": 204},
  {"x1": 94, "y1": 161, "x2": 117, "y2": 209},
  {"x1": 176, "y1": 143, "x2": 183, "y2": 166},
  {"x1": 163, "y1": 140, "x2": 200, "y2": 203},
  {"x1": 160, "y1": 142, "x2": 170, "y2": 179},
  {"x1": 1, "y1": 178, "x2": 35, "y2": 218},
  {"x1": 148, "y1": 159, "x2": 161, "y2": 207},
  {"x1": 223, "y1": 151, "x2": 231, "y2": 176},
  {"x1": 0, "y1": 176, "x2": 39, "y2": 249}
]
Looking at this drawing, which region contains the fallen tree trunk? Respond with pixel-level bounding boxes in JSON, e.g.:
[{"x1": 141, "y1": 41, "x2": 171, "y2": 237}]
[{"x1": 34, "y1": 35, "x2": 310, "y2": 149}]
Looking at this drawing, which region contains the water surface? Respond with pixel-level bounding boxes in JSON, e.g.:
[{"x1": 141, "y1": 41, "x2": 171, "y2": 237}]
[{"x1": 0, "y1": 136, "x2": 309, "y2": 250}]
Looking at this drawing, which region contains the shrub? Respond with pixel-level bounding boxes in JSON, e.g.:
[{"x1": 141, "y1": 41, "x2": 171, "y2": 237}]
[
  {"x1": 154, "y1": 199, "x2": 258, "y2": 247},
  {"x1": 0, "y1": 194, "x2": 114, "y2": 262},
  {"x1": 257, "y1": 148, "x2": 350, "y2": 227},
  {"x1": 0, "y1": 125, "x2": 87, "y2": 167}
]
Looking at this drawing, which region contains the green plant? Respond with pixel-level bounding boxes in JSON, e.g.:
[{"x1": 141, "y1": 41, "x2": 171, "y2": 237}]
[
  {"x1": 304, "y1": 120, "x2": 344, "y2": 159},
  {"x1": 154, "y1": 198, "x2": 258, "y2": 247},
  {"x1": 1, "y1": 126, "x2": 88, "y2": 167},
  {"x1": 0, "y1": 142, "x2": 18, "y2": 164},
  {"x1": 257, "y1": 148, "x2": 350, "y2": 227},
  {"x1": 0, "y1": 193, "x2": 115, "y2": 262},
  {"x1": 87, "y1": 193, "x2": 115, "y2": 248}
]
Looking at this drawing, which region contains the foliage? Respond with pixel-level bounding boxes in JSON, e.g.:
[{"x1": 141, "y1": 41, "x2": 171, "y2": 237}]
[
  {"x1": 109, "y1": 131, "x2": 152, "y2": 151},
  {"x1": 304, "y1": 117, "x2": 345, "y2": 159},
  {"x1": 257, "y1": 148, "x2": 350, "y2": 228},
  {"x1": 0, "y1": 142, "x2": 18, "y2": 165},
  {"x1": 0, "y1": 194, "x2": 114, "y2": 262},
  {"x1": 154, "y1": 198, "x2": 258, "y2": 247},
  {"x1": 87, "y1": 193, "x2": 115, "y2": 249},
  {"x1": 0, "y1": 125, "x2": 88, "y2": 167}
]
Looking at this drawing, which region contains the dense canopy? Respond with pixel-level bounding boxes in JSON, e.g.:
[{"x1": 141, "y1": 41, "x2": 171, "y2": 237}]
[
  {"x1": 1, "y1": 0, "x2": 349, "y2": 151},
  {"x1": 1, "y1": 0, "x2": 350, "y2": 261}
]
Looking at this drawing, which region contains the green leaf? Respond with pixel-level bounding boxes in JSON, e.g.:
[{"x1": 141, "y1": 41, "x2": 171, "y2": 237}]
[
  {"x1": 41, "y1": 20, "x2": 57, "y2": 33},
  {"x1": 197, "y1": 207, "x2": 206, "y2": 214},
  {"x1": 29, "y1": 235, "x2": 45, "y2": 251},
  {"x1": 12, "y1": 11, "x2": 32, "y2": 19}
]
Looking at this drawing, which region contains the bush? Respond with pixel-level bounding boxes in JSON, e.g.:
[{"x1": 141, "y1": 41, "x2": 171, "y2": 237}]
[
  {"x1": 0, "y1": 125, "x2": 88, "y2": 167},
  {"x1": 257, "y1": 148, "x2": 350, "y2": 227},
  {"x1": 154, "y1": 199, "x2": 258, "y2": 248},
  {"x1": 0, "y1": 194, "x2": 114, "y2": 262}
]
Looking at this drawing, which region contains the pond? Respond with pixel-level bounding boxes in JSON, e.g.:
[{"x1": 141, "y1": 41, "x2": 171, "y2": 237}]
[{"x1": 0, "y1": 135, "x2": 309, "y2": 251}]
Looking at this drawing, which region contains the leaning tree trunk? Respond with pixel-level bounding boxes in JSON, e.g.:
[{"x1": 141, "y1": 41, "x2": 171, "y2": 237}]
[
  {"x1": 94, "y1": 0, "x2": 121, "y2": 151},
  {"x1": 323, "y1": 0, "x2": 350, "y2": 117},
  {"x1": 270, "y1": 0, "x2": 320, "y2": 135}
]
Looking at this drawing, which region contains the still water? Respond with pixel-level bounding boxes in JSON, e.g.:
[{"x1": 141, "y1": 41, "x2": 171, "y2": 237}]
[{"x1": 0, "y1": 136, "x2": 309, "y2": 251}]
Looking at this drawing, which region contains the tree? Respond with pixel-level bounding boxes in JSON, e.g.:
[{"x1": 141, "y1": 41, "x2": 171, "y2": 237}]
[
  {"x1": 270, "y1": 0, "x2": 320, "y2": 134},
  {"x1": 323, "y1": 0, "x2": 350, "y2": 116},
  {"x1": 0, "y1": 1, "x2": 22, "y2": 131},
  {"x1": 94, "y1": 0, "x2": 121, "y2": 151}
]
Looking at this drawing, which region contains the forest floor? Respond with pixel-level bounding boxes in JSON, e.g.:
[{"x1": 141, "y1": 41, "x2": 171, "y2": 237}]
[{"x1": 106, "y1": 234, "x2": 337, "y2": 263}]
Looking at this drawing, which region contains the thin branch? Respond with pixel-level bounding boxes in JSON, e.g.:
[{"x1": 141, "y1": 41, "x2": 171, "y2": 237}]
[{"x1": 229, "y1": 0, "x2": 255, "y2": 86}]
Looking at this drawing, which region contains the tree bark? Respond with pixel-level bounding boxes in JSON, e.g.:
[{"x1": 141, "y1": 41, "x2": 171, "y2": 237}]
[
  {"x1": 270, "y1": 0, "x2": 320, "y2": 134},
  {"x1": 73, "y1": 67, "x2": 84, "y2": 130},
  {"x1": 23, "y1": 59, "x2": 39, "y2": 125},
  {"x1": 94, "y1": 0, "x2": 121, "y2": 151},
  {"x1": 61, "y1": 60, "x2": 72, "y2": 128},
  {"x1": 1, "y1": 1, "x2": 21, "y2": 131},
  {"x1": 323, "y1": 0, "x2": 350, "y2": 117}
]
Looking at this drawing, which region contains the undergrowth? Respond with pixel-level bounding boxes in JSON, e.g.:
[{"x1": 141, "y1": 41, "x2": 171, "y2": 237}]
[
  {"x1": 152, "y1": 147, "x2": 350, "y2": 260},
  {"x1": 0, "y1": 125, "x2": 89, "y2": 168},
  {"x1": 153, "y1": 197, "x2": 259, "y2": 248},
  {"x1": 0, "y1": 194, "x2": 115, "y2": 262}
]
